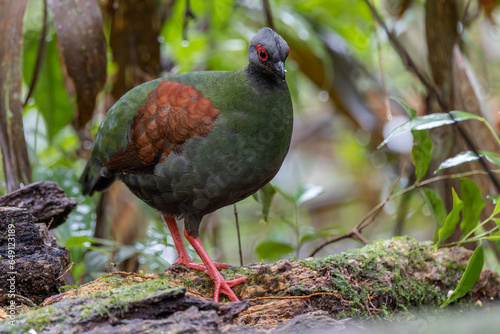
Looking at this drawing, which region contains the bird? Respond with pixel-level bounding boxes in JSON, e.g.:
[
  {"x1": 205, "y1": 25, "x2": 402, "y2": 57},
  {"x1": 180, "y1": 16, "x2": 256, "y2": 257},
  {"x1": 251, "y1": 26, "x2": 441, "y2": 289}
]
[{"x1": 80, "y1": 27, "x2": 293, "y2": 302}]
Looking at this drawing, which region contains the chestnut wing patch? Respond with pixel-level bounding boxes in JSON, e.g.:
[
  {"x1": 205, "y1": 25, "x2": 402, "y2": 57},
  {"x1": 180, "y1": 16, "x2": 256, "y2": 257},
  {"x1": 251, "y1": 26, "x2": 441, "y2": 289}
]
[{"x1": 104, "y1": 79, "x2": 220, "y2": 173}]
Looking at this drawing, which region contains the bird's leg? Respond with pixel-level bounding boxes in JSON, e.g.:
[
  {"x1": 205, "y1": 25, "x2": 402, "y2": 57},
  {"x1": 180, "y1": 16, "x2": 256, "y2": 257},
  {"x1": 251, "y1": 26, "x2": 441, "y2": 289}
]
[
  {"x1": 163, "y1": 216, "x2": 227, "y2": 270},
  {"x1": 184, "y1": 230, "x2": 247, "y2": 302}
]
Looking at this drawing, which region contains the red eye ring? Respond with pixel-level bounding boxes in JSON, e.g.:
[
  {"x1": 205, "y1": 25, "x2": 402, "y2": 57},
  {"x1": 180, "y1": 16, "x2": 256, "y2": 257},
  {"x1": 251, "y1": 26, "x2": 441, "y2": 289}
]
[{"x1": 256, "y1": 45, "x2": 268, "y2": 61}]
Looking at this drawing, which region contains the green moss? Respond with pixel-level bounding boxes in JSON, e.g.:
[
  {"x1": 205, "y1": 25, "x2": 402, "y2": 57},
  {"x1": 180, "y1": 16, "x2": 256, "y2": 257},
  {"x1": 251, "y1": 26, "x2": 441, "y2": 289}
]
[
  {"x1": 58, "y1": 284, "x2": 79, "y2": 293},
  {"x1": 297, "y1": 236, "x2": 464, "y2": 319},
  {"x1": 1, "y1": 277, "x2": 185, "y2": 334},
  {"x1": 0, "y1": 237, "x2": 479, "y2": 332}
]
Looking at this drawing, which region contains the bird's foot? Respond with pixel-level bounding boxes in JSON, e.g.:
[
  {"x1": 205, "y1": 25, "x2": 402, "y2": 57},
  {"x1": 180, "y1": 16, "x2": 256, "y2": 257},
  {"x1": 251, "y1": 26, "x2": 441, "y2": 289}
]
[
  {"x1": 173, "y1": 257, "x2": 247, "y2": 301},
  {"x1": 183, "y1": 231, "x2": 247, "y2": 302},
  {"x1": 163, "y1": 216, "x2": 229, "y2": 271},
  {"x1": 174, "y1": 257, "x2": 228, "y2": 271},
  {"x1": 212, "y1": 274, "x2": 247, "y2": 302}
]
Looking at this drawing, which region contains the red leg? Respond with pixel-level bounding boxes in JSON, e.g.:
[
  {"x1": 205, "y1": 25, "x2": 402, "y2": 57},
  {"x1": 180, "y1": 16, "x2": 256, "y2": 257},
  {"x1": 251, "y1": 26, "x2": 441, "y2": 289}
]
[
  {"x1": 184, "y1": 229, "x2": 247, "y2": 302},
  {"x1": 163, "y1": 216, "x2": 227, "y2": 270}
]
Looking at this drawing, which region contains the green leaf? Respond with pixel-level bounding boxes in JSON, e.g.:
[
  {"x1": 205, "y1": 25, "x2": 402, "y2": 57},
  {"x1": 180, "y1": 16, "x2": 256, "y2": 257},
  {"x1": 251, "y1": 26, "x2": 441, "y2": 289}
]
[
  {"x1": 421, "y1": 188, "x2": 447, "y2": 242},
  {"x1": 493, "y1": 197, "x2": 500, "y2": 216},
  {"x1": 412, "y1": 130, "x2": 433, "y2": 182},
  {"x1": 488, "y1": 195, "x2": 500, "y2": 204},
  {"x1": 492, "y1": 219, "x2": 500, "y2": 233},
  {"x1": 213, "y1": 0, "x2": 236, "y2": 27},
  {"x1": 253, "y1": 183, "x2": 277, "y2": 222},
  {"x1": 63, "y1": 236, "x2": 97, "y2": 248},
  {"x1": 435, "y1": 150, "x2": 500, "y2": 173},
  {"x1": 23, "y1": 33, "x2": 73, "y2": 141},
  {"x1": 435, "y1": 151, "x2": 480, "y2": 173},
  {"x1": 391, "y1": 97, "x2": 416, "y2": 119},
  {"x1": 460, "y1": 178, "x2": 484, "y2": 237},
  {"x1": 378, "y1": 113, "x2": 455, "y2": 149},
  {"x1": 436, "y1": 188, "x2": 463, "y2": 248},
  {"x1": 442, "y1": 243, "x2": 484, "y2": 306},
  {"x1": 63, "y1": 235, "x2": 118, "y2": 250},
  {"x1": 294, "y1": 184, "x2": 324, "y2": 205},
  {"x1": 255, "y1": 240, "x2": 294, "y2": 261},
  {"x1": 378, "y1": 111, "x2": 485, "y2": 149},
  {"x1": 481, "y1": 150, "x2": 500, "y2": 166}
]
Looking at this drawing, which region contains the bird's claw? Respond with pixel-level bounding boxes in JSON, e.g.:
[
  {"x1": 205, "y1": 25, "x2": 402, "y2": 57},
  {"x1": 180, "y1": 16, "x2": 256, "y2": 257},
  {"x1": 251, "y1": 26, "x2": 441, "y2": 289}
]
[{"x1": 213, "y1": 276, "x2": 247, "y2": 302}]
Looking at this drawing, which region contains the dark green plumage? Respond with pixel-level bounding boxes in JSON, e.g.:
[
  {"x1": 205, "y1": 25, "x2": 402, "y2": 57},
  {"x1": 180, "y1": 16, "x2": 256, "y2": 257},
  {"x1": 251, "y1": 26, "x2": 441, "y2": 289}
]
[{"x1": 80, "y1": 28, "x2": 293, "y2": 302}]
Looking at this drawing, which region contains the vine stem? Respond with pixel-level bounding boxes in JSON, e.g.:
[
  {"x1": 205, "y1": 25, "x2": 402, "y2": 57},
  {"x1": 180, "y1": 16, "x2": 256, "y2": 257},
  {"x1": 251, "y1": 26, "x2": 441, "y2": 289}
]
[{"x1": 233, "y1": 204, "x2": 243, "y2": 266}]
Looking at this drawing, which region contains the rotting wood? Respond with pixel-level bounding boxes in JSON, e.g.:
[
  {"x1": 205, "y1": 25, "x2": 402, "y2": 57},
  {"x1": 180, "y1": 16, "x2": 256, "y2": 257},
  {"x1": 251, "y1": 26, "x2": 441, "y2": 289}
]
[{"x1": 0, "y1": 181, "x2": 77, "y2": 229}]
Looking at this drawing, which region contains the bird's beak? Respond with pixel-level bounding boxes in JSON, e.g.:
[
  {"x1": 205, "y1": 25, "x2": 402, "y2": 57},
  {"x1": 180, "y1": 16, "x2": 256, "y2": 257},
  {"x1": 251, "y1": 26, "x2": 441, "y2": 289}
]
[{"x1": 274, "y1": 61, "x2": 286, "y2": 80}]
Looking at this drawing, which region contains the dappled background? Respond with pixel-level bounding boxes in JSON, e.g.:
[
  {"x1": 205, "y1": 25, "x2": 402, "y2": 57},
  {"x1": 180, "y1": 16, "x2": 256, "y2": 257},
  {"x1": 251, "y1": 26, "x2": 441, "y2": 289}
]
[{"x1": 2, "y1": 0, "x2": 500, "y2": 285}]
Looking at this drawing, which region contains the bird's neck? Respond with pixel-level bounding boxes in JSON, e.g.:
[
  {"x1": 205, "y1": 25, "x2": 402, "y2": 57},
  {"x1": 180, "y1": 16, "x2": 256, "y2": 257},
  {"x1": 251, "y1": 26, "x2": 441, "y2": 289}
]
[{"x1": 245, "y1": 65, "x2": 286, "y2": 92}]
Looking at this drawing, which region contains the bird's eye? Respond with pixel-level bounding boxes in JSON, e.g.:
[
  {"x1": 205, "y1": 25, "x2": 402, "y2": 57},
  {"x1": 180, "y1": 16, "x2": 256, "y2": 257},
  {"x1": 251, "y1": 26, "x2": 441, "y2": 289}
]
[{"x1": 256, "y1": 45, "x2": 268, "y2": 61}]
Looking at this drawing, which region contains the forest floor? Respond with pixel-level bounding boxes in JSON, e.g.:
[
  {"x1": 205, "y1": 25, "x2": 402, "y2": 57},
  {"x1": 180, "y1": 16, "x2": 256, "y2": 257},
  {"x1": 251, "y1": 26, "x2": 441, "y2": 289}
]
[{"x1": 2, "y1": 236, "x2": 500, "y2": 333}]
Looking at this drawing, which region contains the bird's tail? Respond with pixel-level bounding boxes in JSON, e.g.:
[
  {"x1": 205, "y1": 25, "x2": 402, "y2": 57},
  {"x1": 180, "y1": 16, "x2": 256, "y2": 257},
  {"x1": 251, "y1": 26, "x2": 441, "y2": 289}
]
[{"x1": 80, "y1": 153, "x2": 116, "y2": 196}]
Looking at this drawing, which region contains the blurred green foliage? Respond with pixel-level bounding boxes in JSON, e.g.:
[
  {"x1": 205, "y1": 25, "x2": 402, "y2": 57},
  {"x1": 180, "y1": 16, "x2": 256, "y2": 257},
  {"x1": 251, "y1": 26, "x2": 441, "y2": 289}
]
[{"x1": 3, "y1": 0, "x2": 500, "y2": 289}]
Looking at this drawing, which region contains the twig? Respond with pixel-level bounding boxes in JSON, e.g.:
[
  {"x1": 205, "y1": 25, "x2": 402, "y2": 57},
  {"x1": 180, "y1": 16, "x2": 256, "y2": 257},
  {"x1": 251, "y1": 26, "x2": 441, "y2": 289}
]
[
  {"x1": 309, "y1": 229, "x2": 369, "y2": 257},
  {"x1": 57, "y1": 262, "x2": 75, "y2": 280},
  {"x1": 23, "y1": 0, "x2": 47, "y2": 107},
  {"x1": 234, "y1": 204, "x2": 243, "y2": 266},
  {"x1": 247, "y1": 292, "x2": 340, "y2": 302},
  {"x1": 182, "y1": 0, "x2": 196, "y2": 41},
  {"x1": 310, "y1": 168, "x2": 497, "y2": 257},
  {"x1": 46, "y1": 217, "x2": 54, "y2": 230},
  {"x1": 369, "y1": 0, "x2": 391, "y2": 120},
  {"x1": 357, "y1": 163, "x2": 406, "y2": 231},
  {"x1": 262, "y1": 0, "x2": 275, "y2": 30},
  {"x1": 362, "y1": 0, "x2": 500, "y2": 193},
  {"x1": 352, "y1": 228, "x2": 369, "y2": 245}
]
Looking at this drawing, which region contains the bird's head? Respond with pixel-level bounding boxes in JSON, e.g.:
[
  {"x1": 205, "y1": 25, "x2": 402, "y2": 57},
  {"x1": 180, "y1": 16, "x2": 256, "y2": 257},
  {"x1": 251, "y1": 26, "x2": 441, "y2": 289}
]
[{"x1": 248, "y1": 28, "x2": 289, "y2": 80}]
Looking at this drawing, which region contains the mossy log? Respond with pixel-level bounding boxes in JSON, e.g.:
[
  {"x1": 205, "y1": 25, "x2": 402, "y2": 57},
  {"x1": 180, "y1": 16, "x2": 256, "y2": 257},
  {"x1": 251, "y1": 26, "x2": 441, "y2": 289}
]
[{"x1": 1, "y1": 237, "x2": 500, "y2": 333}]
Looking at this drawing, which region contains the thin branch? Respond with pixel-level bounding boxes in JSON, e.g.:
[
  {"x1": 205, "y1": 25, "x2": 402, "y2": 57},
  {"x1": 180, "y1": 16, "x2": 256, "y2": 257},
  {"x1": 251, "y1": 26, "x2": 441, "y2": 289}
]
[
  {"x1": 23, "y1": 0, "x2": 47, "y2": 107},
  {"x1": 357, "y1": 163, "x2": 406, "y2": 231},
  {"x1": 57, "y1": 262, "x2": 75, "y2": 280},
  {"x1": 310, "y1": 165, "x2": 405, "y2": 256},
  {"x1": 369, "y1": 0, "x2": 391, "y2": 120},
  {"x1": 233, "y1": 204, "x2": 243, "y2": 266},
  {"x1": 310, "y1": 168, "x2": 497, "y2": 257},
  {"x1": 182, "y1": 0, "x2": 196, "y2": 41},
  {"x1": 262, "y1": 0, "x2": 275, "y2": 30},
  {"x1": 352, "y1": 228, "x2": 369, "y2": 245},
  {"x1": 362, "y1": 0, "x2": 500, "y2": 193}
]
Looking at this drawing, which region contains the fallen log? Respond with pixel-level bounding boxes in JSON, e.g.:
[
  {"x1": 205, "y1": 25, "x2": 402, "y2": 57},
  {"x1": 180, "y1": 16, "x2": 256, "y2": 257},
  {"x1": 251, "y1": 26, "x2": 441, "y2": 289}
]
[{"x1": 1, "y1": 237, "x2": 499, "y2": 333}]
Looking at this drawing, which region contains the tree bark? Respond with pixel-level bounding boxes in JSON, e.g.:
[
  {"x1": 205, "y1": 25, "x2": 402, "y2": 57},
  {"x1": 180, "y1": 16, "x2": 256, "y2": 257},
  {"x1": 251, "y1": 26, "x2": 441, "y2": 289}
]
[{"x1": 0, "y1": 181, "x2": 77, "y2": 229}]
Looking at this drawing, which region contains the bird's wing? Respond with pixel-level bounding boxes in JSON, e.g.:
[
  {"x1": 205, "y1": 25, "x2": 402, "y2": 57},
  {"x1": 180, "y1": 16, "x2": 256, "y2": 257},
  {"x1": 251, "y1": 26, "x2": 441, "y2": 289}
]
[{"x1": 103, "y1": 78, "x2": 220, "y2": 173}]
